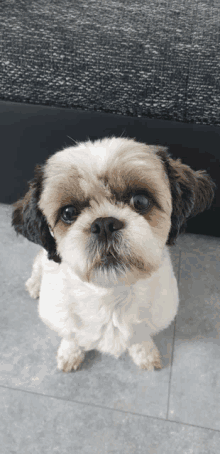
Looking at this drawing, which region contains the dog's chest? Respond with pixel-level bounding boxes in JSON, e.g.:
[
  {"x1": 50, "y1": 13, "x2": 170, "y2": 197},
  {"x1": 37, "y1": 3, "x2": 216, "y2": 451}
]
[{"x1": 69, "y1": 285, "x2": 133, "y2": 354}]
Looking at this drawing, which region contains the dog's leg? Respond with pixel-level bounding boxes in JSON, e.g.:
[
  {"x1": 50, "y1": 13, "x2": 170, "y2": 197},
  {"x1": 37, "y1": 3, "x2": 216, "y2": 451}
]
[
  {"x1": 128, "y1": 339, "x2": 162, "y2": 370},
  {"x1": 25, "y1": 249, "x2": 44, "y2": 299},
  {"x1": 57, "y1": 338, "x2": 85, "y2": 372}
]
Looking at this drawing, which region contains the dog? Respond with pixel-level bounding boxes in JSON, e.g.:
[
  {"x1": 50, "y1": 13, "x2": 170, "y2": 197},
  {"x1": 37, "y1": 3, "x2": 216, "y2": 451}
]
[{"x1": 12, "y1": 136, "x2": 216, "y2": 372}]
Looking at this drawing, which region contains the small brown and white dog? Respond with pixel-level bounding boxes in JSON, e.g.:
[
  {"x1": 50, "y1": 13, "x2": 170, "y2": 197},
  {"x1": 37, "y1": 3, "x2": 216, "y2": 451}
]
[{"x1": 12, "y1": 137, "x2": 215, "y2": 372}]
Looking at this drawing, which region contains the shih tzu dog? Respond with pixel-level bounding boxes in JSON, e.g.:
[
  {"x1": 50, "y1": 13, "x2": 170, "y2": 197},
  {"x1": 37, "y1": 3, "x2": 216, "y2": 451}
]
[{"x1": 12, "y1": 137, "x2": 216, "y2": 372}]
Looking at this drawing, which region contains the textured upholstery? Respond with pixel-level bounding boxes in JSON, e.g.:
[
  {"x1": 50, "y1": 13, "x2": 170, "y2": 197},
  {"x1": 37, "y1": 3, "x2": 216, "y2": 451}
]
[{"x1": 0, "y1": 0, "x2": 220, "y2": 126}]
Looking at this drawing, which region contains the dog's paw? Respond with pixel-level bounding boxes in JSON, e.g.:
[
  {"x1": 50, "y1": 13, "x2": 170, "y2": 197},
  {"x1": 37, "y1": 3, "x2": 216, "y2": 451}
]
[
  {"x1": 129, "y1": 342, "x2": 162, "y2": 371},
  {"x1": 57, "y1": 339, "x2": 85, "y2": 372},
  {"x1": 139, "y1": 347, "x2": 162, "y2": 371},
  {"x1": 25, "y1": 277, "x2": 40, "y2": 299}
]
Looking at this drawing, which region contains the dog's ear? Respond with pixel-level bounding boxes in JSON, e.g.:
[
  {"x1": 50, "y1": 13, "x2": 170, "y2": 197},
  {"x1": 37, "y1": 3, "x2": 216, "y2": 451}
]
[
  {"x1": 156, "y1": 148, "x2": 216, "y2": 245},
  {"x1": 12, "y1": 164, "x2": 61, "y2": 263}
]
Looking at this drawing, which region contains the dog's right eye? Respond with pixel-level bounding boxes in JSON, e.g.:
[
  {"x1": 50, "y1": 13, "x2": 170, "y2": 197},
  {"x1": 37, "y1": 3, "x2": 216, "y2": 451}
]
[{"x1": 61, "y1": 206, "x2": 77, "y2": 224}]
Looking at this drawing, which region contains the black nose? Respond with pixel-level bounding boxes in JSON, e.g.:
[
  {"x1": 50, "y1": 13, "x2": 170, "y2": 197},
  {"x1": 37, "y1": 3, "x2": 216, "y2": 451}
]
[{"x1": 91, "y1": 217, "x2": 124, "y2": 240}]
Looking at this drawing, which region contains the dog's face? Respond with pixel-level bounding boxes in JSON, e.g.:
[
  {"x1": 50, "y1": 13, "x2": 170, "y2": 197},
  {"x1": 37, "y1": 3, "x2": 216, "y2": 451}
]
[
  {"x1": 12, "y1": 137, "x2": 216, "y2": 287},
  {"x1": 39, "y1": 138, "x2": 173, "y2": 286}
]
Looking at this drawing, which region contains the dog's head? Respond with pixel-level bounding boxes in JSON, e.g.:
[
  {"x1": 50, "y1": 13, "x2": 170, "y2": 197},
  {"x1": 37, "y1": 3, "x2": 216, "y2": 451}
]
[{"x1": 12, "y1": 137, "x2": 216, "y2": 286}]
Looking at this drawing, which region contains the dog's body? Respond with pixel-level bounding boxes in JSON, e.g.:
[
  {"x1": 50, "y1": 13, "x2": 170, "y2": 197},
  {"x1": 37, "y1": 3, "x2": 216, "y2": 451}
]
[
  {"x1": 26, "y1": 245, "x2": 178, "y2": 370},
  {"x1": 12, "y1": 137, "x2": 216, "y2": 371}
]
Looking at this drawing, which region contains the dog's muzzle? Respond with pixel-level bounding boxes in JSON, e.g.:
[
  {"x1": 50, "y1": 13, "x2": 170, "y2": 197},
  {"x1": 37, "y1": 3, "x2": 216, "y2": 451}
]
[{"x1": 89, "y1": 217, "x2": 124, "y2": 267}]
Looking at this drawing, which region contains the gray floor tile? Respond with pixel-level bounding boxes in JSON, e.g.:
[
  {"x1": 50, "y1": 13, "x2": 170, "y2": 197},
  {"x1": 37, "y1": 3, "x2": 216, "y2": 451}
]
[
  {"x1": 1, "y1": 386, "x2": 220, "y2": 454},
  {"x1": 174, "y1": 232, "x2": 220, "y2": 256},
  {"x1": 168, "y1": 245, "x2": 220, "y2": 430}
]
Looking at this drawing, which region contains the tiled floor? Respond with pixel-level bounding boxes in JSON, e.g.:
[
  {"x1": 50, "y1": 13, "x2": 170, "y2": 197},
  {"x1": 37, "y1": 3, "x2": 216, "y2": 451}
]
[{"x1": 1, "y1": 202, "x2": 220, "y2": 453}]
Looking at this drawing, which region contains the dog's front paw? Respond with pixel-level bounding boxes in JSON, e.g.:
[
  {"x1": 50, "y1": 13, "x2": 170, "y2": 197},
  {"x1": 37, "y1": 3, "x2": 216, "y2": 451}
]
[
  {"x1": 129, "y1": 341, "x2": 162, "y2": 371},
  {"x1": 139, "y1": 347, "x2": 162, "y2": 371},
  {"x1": 57, "y1": 339, "x2": 85, "y2": 372},
  {"x1": 25, "y1": 277, "x2": 41, "y2": 299}
]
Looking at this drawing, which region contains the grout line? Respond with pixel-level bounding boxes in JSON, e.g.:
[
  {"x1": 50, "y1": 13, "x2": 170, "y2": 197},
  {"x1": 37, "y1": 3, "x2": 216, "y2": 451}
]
[
  {"x1": 1, "y1": 382, "x2": 220, "y2": 433},
  {"x1": 166, "y1": 248, "x2": 182, "y2": 420}
]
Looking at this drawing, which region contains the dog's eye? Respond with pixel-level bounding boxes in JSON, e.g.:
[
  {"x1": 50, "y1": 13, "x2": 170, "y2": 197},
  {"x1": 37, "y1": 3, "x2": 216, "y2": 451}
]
[
  {"x1": 130, "y1": 194, "x2": 150, "y2": 212},
  {"x1": 61, "y1": 206, "x2": 77, "y2": 223}
]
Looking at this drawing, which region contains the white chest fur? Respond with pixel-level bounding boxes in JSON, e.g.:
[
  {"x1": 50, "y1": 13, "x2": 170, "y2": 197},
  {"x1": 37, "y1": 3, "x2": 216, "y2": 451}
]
[{"x1": 38, "y1": 247, "x2": 179, "y2": 357}]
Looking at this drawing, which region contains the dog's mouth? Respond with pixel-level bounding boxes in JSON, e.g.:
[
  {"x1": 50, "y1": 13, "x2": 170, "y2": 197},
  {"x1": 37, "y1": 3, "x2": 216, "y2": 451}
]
[
  {"x1": 105, "y1": 251, "x2": 115, "y2": 258},
  {"x1": 86, "y1": 241, "x2": 148, "y2": 284},
  {"x1": 100, "y1": 251, "x2": 119, "y2": 265},
  {"x1": 87, "y1": 238, "x2": 146, "y2": 275}
]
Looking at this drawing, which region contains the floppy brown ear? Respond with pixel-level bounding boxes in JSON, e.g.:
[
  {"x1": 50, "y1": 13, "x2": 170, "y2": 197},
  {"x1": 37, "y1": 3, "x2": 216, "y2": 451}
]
[
  {"x1": 156, "y1": 148, "x2": 216, "y2": 245},
  {"x1": 12, "y1": 164, "x2": 61, "y2": 263}
]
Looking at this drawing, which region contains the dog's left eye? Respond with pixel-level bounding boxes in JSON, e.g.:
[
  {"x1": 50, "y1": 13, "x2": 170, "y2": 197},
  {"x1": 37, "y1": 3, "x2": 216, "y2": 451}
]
[
  {"x1": 130, "y1": 194, "x2": 150, "y2": 212},
  {"x1": 61, "y1": 206, "x2": 77, "y2": 223}
]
